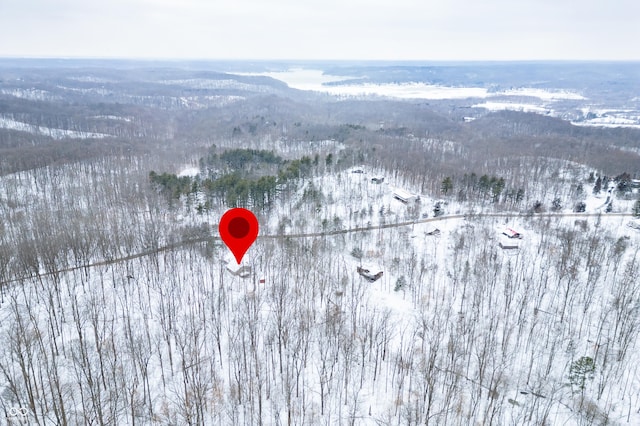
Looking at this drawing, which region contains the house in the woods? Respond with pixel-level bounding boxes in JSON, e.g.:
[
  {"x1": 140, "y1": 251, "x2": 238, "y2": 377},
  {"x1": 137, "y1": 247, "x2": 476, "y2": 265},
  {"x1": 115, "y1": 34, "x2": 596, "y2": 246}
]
[
  {"x1": 371, "y1": 176, "x2": 385, "y2": 184},
  {"x1": 393, "y1": 188, "x2": 419, "y2": 203},
  {"x1": 226, "y1": 261, "x2": 251, "y2": 278},
  {"x1": 627, "y1": 220, "x2": 640, "y2": 231},
  {"x1": 357, "y1": 265, "x2": 384, "y2": 282},
  {"x1": 425, "y1": 225, "x2": 441, "y2": 236},
  {"x1": 502, "y1": 227, "x2": 523, "y2": 239},
  {"x1": 223, "y1": 255, "x2": 252, "y2": 278}
]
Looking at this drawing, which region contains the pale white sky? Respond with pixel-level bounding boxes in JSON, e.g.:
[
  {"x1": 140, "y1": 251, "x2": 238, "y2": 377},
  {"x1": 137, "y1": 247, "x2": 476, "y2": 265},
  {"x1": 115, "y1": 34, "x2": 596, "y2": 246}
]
[{"x1": 1, "y1": 0, "x2": 638, "y2": 60}]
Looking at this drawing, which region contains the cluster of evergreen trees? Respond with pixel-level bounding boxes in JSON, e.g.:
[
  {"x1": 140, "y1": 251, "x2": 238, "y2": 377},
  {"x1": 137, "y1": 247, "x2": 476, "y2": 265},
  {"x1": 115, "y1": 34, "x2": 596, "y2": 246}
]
[
  {"x1": 591, "y1": 172, "x2": 635, "y2": 195},
  {"x1": 442, "y1": 173, "x2": 524, "y2": 204},
  {"x1": 219, "y1": 148, "x2": 282, "y2": 169},
  {"x1": 201, "y1": 173, "x2": 278, "y2": 210},
  {"x1": 148, "y1": 171, "x2": 194, "y2": 199},
  {"x1": 150, "y1": 148, "x2": 318, "y2": 210}
]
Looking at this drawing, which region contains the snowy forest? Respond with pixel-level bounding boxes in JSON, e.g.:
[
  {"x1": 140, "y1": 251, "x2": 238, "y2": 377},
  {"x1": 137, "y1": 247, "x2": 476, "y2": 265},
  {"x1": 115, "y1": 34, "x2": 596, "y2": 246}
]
[{"x1": 1, "y1": 60, "x2": 640, "y2": 425}]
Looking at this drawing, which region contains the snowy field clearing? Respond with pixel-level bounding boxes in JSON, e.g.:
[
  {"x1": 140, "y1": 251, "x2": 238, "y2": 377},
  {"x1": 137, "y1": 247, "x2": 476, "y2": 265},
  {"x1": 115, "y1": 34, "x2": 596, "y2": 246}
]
[
  {"x1": 572, "y1": 116, "x2": 640, "y2": 129},
  {"x1": 0, "y1": 115, "x2": 113, "y2": 139}
]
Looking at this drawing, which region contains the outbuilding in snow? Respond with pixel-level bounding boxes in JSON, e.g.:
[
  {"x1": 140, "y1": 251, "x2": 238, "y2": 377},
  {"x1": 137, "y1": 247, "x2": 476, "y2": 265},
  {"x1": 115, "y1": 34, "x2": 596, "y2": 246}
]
[
  {"x1": 357, "y1": 265, "x2": 384, "y2": 282},
  {"x1": 425, "y1": 225, "x2": 441, "y2": 236},
  {"x1": 393, "y1": 188, "x2": 418, "y2": 203},
  {"x1": 498, "y1": 236, "x2": 519, "y2": 250},
  {"x1": 223, "y1": 254, "x2": 252, "y2": 278},
  {"x1": 503, "y1": 228, "x2": 523, "y2": 239},
  {"x1": 226, "y1": 261, "x2": 252, "y2": 278},
  {"x1": 627, "y1": 220, "x2": 640, "y2": 231},
  {"x1": 371, "y1": 176, "x2": 385, "y2": 184}
]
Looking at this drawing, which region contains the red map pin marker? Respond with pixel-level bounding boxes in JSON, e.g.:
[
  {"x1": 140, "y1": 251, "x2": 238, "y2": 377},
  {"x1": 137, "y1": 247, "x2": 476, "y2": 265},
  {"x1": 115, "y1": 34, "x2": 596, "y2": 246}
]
[{"x1": 219, "y1": 208, "x2": 259, "y2": 264}]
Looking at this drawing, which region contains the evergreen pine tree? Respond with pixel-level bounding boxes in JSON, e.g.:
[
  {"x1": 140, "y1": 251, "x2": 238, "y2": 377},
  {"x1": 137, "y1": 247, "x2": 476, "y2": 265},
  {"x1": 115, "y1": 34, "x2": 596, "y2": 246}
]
[{"x1": 593, "y1": 176, "x2": 602, "y2": 194}]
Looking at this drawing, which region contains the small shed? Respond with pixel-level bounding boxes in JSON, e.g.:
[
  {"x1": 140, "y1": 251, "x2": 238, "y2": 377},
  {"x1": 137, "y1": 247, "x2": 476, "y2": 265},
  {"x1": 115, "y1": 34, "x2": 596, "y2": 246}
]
[
  {"x1": 357, "y1": 265, "x2": 384, "y2": 282},
  {"x1": 498, "y1": 236, "x2": 519, "y2": 250},
  {"x1": 371, "y1": 176, "x2": 385, "y2": 184},
  {"x1": 393, "y1": 188, "x2": 418, "y2": 203}
]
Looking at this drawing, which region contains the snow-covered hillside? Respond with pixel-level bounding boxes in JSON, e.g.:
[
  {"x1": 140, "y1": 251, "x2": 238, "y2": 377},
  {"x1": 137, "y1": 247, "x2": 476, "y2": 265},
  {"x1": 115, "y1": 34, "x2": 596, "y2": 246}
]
[
  {"x1": 1, "y1": 154, "x2": 639, "y2": 425},
  {"x1": 241, "y1": 66, "x2": 640, "y2": 129},
  {"x1": 1, "y1": 61, "x2": 639, "y2": 425}
]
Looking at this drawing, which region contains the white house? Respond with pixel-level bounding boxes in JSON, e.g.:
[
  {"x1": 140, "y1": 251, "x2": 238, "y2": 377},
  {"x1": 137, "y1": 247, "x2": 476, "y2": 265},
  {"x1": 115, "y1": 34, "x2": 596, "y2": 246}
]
[{"x1": 393, "y1": 188, "x2": 418, "y2": 203}]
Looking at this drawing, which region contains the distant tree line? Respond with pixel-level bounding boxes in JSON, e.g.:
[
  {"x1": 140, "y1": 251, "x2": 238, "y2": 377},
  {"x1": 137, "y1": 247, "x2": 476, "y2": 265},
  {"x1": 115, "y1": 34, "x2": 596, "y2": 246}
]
[{"x1": 218, "y1": 148, "x2": 283, "y2": 169}]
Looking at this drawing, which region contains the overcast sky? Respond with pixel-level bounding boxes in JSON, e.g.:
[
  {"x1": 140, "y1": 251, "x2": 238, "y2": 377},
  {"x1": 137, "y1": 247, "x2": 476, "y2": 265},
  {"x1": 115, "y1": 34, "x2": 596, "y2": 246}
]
[{"x1": 1, "y1": 0, "x2": 638, "y2": 60}]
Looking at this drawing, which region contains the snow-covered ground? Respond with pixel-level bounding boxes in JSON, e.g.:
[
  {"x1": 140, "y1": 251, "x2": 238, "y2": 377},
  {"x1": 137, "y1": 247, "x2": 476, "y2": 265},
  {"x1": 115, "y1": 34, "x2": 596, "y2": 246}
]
[
  {"x1": 0, "y1": 88, "x2": 60, "y2": 102},
  {"x1": 571, "y1": 107, "x2": 640, "y2": 128},
  {"x1": 177, "y1": 165, "x2": 200, "y2": 177},
  {"x1": 0, "y1": 115, "x2": 112, "y2": 139},
  {"x1": 500, "y1": 88, "x2": 586, "y2": 101},
  {"x1": 319, "y1": 82, "x2": 490, "y2": 100},
  {"x1": 158, "y1": 78, "x2": 278, "y2": 94},
  {"x1": 1, "y1": 153, "x2": 639, "y2": 425},
  {"x1": 89, "y1": 115, "x2": 133, "y2": 122}
]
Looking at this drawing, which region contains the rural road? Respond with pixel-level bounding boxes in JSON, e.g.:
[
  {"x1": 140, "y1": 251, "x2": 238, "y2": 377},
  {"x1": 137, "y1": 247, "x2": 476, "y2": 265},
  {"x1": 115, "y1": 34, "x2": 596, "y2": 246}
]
[{"x1": 1, "y1": 211, "x2": 634, "y2": 286}]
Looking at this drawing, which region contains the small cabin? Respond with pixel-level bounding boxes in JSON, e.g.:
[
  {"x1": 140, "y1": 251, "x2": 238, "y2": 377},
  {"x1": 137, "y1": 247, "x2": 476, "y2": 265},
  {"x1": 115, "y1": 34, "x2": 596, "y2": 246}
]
[
  {"x1": 357, "y1": 265, "x2": 384, "y2": 282},
  {"x1": 425, "y1": 225, "x2": 441, "y2": 236},
  {"x1": 223, "y1": 254, "x2": 252, "y2": 278},
  {"x1": 371, "y1": 176, "x2": 385, "y2": 184},
  {"x1": 502, "y1": 228, "x2": 523, "y2": 239},
  {"x1": 226, "y1": 261, "x2": 252, "y2": 278},
  {"x1": 393, "y1": 188, "x2": 418, "y2": 203}
]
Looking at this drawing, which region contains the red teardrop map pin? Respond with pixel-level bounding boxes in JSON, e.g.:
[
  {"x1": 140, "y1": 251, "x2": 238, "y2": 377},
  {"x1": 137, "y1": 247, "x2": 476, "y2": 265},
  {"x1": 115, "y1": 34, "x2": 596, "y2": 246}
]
[{"x1": 219, "y1": 208, "x2": 259, "y2": 264}]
